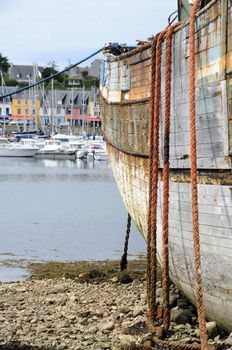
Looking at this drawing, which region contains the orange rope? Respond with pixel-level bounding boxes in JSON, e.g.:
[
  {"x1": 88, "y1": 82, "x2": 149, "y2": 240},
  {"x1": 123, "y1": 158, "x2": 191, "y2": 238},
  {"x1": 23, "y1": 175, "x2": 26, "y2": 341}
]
[
  {"x1": 161, "y1": 22, "x2": 180, "y2": 332},
  {"x1": 189, "y1": 1, "x2": 209, "y2": 350},
  {"x1": 147, "y1": 1, "x2": 212, "y2": 349},
  {"x1": 147, "y1": 29, "x2": 167, "y2": 327},
  {"x1": 147, "y1": 34, "x2": 158, "y2": 324}
]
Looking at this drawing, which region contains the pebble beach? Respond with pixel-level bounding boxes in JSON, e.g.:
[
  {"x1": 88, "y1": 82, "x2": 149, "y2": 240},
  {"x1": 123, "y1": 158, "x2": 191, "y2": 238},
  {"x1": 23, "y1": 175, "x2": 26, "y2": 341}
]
[{"x1": 0, "y1": 261, "x2": 231, "y2": 350}]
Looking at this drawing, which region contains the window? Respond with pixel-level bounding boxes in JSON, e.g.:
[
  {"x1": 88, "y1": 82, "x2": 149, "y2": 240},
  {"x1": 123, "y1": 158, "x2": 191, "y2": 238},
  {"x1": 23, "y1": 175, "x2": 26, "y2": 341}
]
[
  {"x1": 17, "y1": 99, "x2": 21, "y2": 104},
  {"x1": 17, "y1": 108, "x2": 21, "y2": 115},
  {"x1": 25, "y1": 100, "x2": 28, "y2": 105},
  {"x1": 32, "y1": 109, "x2": 36, "y2": 115},
  {"x1": 6, "y1": 108, "x2": 10, "y2": 115},
  {"x1": 0, "y1": 108, "x2": 2, "y2": 115},
  {"x1": 25, "y1": 109, "x2": 28, "y2": 115}
]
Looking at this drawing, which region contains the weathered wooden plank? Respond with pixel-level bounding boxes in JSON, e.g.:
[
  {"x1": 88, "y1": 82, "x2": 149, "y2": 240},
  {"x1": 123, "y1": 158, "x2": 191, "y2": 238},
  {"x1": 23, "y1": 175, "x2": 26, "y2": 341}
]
[
  {"x1": 164, "y1": 233, "x2": 232, "y2": 257},
  {"x1": 157, "y1": 207, "x2": 232, "y2": 228},
  {"x1": 169, "y1": 190, "x2": 232, "y2": 206},
  {"x1": 167, "y1": 200, "x2": 232, "y2": 215}
]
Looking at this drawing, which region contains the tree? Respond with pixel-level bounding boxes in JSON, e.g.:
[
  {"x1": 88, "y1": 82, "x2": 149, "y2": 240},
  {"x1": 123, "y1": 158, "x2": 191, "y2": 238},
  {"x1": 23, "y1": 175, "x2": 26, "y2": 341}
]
[
  {"x1": 42, "y1": 66, "x2": 66, "y2": 84},
  {"x1": 81, "y1": 70, "x2": 88, "y2": 78},
  {"x1": 0, "y1": 54, "x2": 10, "y2": 74},
  {"x1": 42, "y1": 66, "x2": 58, "y2": 79}
]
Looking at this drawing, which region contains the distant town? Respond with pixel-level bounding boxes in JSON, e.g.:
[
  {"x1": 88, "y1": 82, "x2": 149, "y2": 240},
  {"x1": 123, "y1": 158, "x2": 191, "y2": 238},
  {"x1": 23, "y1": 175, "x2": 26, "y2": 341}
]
[{"x1": 0, "y1": 57, "x2": 101, "y2": 133}]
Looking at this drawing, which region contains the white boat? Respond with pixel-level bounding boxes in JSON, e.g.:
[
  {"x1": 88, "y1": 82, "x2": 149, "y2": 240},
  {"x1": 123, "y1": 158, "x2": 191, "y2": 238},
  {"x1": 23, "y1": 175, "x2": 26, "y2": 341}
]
[
  {"x1": 0, "y1": 138, "x2": 39, "y2": 157},
  {"x1": 34, "y1": 140, "x2": 76, "y2": 160},
  {"x1": 87, "y1": 141, "x2": 108, "y2": 161},
  {"x1": 20, "y1": 138, "x2": 46, "y2": 150},
  {"x1": 51, "y1": 133, "x2": 83, "y2": 144},
  {"x1": 64, "y1": 140, "x2": 89, "y2": 159}
]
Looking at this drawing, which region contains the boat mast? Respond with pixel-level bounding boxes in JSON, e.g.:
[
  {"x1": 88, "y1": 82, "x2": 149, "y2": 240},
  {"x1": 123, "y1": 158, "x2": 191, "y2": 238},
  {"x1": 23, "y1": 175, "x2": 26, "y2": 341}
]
[
  {"x1": 42, "y1": 82, "x2": 45, "y2": 132},
  {"x1": 71, "y1": 87, "x2": 74, "y2": 132},
  {"x1": 93, "y1": 84, "x2": 96, "y2": 138},
  {"x1": 1, "y1": 71, "x2": 6, "y2": 136},
  {"x1": 28, "y1": 76, "x2": 31, "y2": 131},
  {"x1": 51, "y1": 78, "x2": 54, "y2": 135},
  {"x1": 82, "y1": 85, "x2": 85, "y2": 134},
  {"x1": 23, "y1": 90, "x2": 26, "y2": 132}
]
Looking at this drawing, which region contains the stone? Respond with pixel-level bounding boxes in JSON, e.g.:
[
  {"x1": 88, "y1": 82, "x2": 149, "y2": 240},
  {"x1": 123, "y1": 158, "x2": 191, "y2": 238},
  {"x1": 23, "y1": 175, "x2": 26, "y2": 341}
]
[
  {"x1": 118, "y1": 273, "x2": 133, "y2": 284},
  {"x1": 110, "y1": 277, "x2": 118, "y2": 283},
  {"x1": 69, "y1": 294, "x2": 77, "y2": 302},
  {"x1": 132, "y1": 306, "x2": 144, "y2": 317},
  {"x1": 140, "y1": 293, "x2": 147, "y2": 302},
  {"x1": 118, "y1": 334, "x2": 136, "y2": 347},
  {"x1": 100, "y1": 321, "x2": 115, "y2": 332},
  {"x1": 119, "y1": 306, "x2": 130, "y2": 314},
  {"x1": 177, "y1": 298, "x2": 188, "y2": 308},
  {"x1": 181, "y1": 337, "x2": 192, "y2": 344},
  {"x1": 224, "y1": 336, "x2": 232, "y2": 346},
  {"x1": 156, "y1": 287, "x2": 163, "y2": 297},
  {"x1": 206, "y1": 321, "x2": 218, "y2": 339},
  {"x1": 170, "y1": 293, "x2": 180, "y2": 306},
  {"x1": 174, "y1": 324, "x2": 186, "y2": 330},
  {"x1": 173, "y1": 309, "x2": 194, "y2": 325},
  {"x1": 156, "y1": 296, "x2": 163, "y2": 305},
  {"x1": 51, "y1": 284, "x2": 67, "y2": 294}
]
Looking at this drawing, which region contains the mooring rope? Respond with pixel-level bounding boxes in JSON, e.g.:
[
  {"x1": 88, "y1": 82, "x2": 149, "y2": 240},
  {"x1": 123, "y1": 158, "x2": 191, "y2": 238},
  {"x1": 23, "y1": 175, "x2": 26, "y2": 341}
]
[
  {"x1": 147, "y1": 33, "x2": 159, "y2": 327},
  {"x1": 189, "y1": 1, "x2": 209, "y2": 349},
  {"x1": 161, "y1": 22, "x2": 180, "y2": 333},
  {"x1": 0, "y1": 48, "x2": 104, "y2": 99},
  {"x1": 147, "y1": 1, "x2": 211, "y2": 349},
  {"x1": 147, "y1": 29, "x2": 169, "y2": 327},
  {"x1": 147, "y1": 0, "x2": 210, "y2": 350},
  {"x1": 120, "y1": 213, "x2": 131, "y2": 271}
]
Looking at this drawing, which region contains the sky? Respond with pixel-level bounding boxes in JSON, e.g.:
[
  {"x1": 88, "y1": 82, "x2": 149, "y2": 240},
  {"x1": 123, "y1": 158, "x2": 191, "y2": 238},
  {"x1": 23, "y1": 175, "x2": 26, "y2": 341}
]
[{"x1": 0, "y1": 0, "x2": 177, "y2": 70}]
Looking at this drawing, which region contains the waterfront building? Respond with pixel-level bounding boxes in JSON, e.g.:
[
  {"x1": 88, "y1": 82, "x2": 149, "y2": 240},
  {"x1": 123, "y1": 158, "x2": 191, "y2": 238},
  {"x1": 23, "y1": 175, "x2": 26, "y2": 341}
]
[
  {"x1": 8, "y1": 65, "x2": 44, "y2": 83},
  {"x1": 11, "y1": 96, "x2": 40, "y2": 127}
]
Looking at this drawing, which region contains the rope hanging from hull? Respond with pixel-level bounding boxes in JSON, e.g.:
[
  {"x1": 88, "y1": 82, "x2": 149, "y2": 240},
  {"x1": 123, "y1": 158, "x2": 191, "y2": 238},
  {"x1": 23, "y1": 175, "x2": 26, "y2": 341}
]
[
  {"x1": 147, "y1": 28, "x2": 168, "y2": 326},
  {"x1": 147, "y1": 33, "x2": 159, "y2": 327},
  {"x1": 189, "y1": 1, "x2": 209, "y2": 349},
  {"x1": 120, "y1": 213, "x2": 131, "y2": 271},
  {"x1": 147, "y1": 1, "x2": 210, "y2": 349},
  {"x1": 161, "y1": 22, "x2": 179, "y2": 333}
]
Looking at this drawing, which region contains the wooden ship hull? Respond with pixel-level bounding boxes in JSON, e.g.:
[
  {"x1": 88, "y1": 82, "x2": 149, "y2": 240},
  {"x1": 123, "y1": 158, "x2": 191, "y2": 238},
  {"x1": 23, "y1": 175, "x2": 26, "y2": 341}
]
[{"x1": 100, "y1": 0, "x2": 232, "y2": 332}]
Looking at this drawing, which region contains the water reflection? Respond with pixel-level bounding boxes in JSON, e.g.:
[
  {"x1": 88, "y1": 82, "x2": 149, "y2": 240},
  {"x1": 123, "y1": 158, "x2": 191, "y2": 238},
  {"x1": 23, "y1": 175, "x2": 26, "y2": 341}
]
[{"x1": 0, "y1": 158, "x2": 112, "y2": 182}]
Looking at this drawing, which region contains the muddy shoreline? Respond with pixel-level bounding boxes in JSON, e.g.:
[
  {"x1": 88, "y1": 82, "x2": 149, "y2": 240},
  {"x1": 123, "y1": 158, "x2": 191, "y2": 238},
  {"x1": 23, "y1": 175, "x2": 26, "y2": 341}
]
[{"x1": 0, "y1": 260, "x2": 231, "y2": 350}]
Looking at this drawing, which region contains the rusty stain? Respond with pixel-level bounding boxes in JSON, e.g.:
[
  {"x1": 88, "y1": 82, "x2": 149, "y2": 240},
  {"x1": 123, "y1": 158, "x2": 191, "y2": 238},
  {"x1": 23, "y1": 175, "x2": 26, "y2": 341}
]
[{"x1": 167, "y1": 170, "x2": 232, "y2": 186}]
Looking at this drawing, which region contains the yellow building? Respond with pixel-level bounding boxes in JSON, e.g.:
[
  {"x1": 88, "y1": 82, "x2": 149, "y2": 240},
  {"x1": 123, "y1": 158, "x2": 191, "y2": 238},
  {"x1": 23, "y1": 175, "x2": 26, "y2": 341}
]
[{"x1": 12, "y1": 98, "x2": 40, "y2": 126}]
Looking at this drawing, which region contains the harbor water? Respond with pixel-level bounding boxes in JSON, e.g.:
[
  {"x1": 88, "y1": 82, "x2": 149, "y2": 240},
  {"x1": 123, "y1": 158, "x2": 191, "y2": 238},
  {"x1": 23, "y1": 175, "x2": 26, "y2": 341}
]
[{"x1": 0, "y1": 157, "x2": 146, "y2": 282}]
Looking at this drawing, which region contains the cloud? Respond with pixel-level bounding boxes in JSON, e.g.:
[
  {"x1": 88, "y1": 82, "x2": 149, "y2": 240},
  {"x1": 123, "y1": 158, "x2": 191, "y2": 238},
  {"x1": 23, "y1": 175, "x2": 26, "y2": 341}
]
[{"x1": 0, "y1": 0, "x2": 177, "y2": 68}]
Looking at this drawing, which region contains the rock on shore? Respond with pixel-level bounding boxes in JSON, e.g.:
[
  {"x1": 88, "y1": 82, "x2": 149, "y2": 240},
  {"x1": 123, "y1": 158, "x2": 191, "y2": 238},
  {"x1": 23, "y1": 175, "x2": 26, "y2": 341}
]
[
  {"x1": 0, "y1": 278, "x2": 147, "y2": 350},
  {"x1": 0, "y1": 276, "x2": 230, "y2": 350}
]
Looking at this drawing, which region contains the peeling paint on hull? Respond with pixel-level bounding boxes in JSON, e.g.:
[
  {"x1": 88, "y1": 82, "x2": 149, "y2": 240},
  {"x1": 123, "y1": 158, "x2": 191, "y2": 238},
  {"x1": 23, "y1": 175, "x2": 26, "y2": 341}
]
[
  {"x1": 101, "y1": 0, "x2": 232, "y2": 332},
  {"x1": 108, "y1": 144, "x2": 232, "y2": 331}
]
